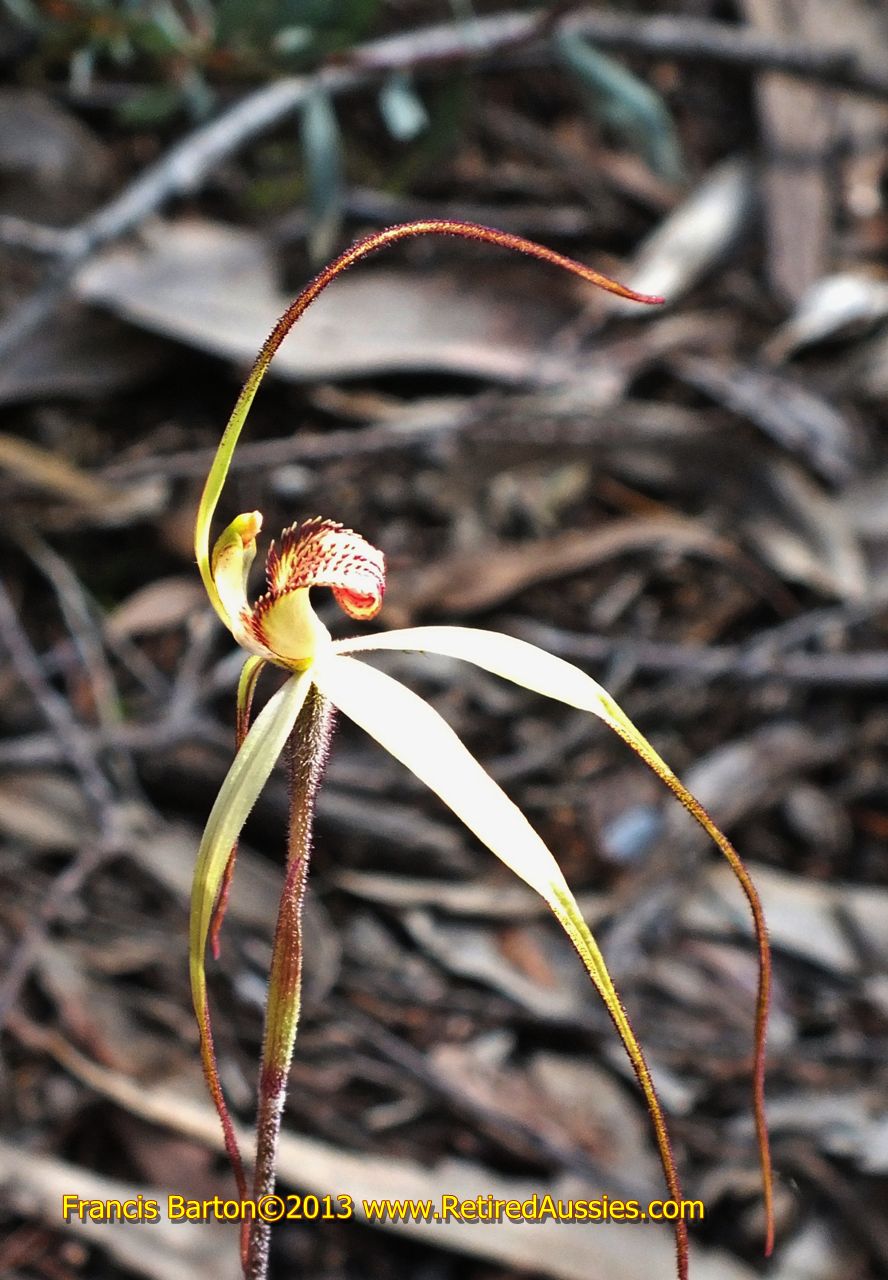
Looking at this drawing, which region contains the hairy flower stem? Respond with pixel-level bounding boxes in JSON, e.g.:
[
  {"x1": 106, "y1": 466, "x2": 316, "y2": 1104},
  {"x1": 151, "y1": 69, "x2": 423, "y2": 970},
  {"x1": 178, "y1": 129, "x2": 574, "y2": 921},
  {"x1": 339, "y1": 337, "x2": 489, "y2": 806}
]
[
  {"x1": 552, "y1": 892, "x2": 688, "y2": 1275},
  {"x1": 246, "y1": 686, "x2": 333, "y2": 1280}
]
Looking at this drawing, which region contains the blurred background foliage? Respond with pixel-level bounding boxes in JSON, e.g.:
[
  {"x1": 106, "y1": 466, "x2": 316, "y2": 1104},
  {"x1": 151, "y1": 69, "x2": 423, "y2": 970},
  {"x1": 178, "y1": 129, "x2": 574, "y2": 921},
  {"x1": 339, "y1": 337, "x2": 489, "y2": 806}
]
[{"x1": 4, "y1": 0, "x2": 387, "y2": 118}]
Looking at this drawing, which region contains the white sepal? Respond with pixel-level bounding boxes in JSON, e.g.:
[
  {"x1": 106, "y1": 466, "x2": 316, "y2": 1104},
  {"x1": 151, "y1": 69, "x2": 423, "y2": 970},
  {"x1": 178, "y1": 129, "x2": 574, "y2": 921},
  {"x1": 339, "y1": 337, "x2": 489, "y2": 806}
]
[{"x1": 190, "y1": 670, "x2": 311, "y2": 986}]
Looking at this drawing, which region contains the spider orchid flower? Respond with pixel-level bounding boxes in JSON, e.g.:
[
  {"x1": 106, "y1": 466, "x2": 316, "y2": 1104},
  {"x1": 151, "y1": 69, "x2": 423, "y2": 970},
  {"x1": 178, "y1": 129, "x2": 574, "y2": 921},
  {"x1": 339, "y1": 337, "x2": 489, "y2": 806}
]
[{"x1": 190, "y1": 221, "x2": 774, "y2": 1280}]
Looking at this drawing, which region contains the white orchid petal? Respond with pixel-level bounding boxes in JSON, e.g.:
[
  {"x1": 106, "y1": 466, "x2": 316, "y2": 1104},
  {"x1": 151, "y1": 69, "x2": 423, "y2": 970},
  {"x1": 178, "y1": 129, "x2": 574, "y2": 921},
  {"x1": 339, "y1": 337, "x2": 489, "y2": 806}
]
[
  {"x1": 315, "y1": 653, "x2": 577, "y2": 905},
  {"x1": 313, "y1": 652, "x2": 655, "y2": 1080},
  {"x1": 334, "y1": 624, "x2": 673, "y2": 773}
]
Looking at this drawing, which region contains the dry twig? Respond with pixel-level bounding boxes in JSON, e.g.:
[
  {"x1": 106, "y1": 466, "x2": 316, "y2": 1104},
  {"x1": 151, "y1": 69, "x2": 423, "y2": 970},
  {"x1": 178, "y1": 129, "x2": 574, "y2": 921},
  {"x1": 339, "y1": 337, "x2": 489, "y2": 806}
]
[{"x1": 0, "y1": 578, "x2": 124, "y2": 1030}]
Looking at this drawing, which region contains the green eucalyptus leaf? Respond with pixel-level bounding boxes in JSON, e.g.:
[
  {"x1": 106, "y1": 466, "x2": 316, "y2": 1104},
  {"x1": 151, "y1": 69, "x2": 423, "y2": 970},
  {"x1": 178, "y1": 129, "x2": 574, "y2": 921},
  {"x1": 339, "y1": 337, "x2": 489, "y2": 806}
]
[
  {"x1": 555, "y1": 31, "x2": 684, "y2": 184},
  {"x1": 117, "y1": 84, "x2": 185, "y2": 127},
  {"x1": 300, "y1": 87, "x2": 344, "y2": 266},
  {"x1": 379, "y1": 72, "x2": 429, "y2": 142}
]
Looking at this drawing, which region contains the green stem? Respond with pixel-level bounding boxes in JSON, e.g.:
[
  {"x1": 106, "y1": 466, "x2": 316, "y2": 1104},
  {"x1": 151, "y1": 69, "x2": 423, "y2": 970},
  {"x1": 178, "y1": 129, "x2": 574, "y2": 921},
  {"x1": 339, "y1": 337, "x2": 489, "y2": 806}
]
[{"x1": 246, "y1": 685, "x2": 333, "y2": 1280}]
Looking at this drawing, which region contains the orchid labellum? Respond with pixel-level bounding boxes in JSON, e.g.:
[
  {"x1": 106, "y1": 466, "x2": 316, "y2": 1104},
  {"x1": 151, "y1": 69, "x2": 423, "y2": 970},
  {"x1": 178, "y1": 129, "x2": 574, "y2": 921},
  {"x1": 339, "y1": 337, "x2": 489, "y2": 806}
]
[{"x1": 191, "y1": 221, "x2": 774, "y2": 1280}]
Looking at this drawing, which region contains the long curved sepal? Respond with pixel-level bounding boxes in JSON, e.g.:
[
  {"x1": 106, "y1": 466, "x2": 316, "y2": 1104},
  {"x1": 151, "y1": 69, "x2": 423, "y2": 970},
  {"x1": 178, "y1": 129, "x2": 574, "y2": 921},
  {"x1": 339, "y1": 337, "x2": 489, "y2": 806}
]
[
  {"x1": 189, "y1": 670, "x2": 311, "y2": 1214},
  {"x1": 194, "y1": 220, "x2": 662, "y2": 626},
  {"x1": 334, "y1": 624, "x2": 774, "y2": 1256},
  {"x1": 312, "y1": 652, "x2": 689, "y2": 1280}
]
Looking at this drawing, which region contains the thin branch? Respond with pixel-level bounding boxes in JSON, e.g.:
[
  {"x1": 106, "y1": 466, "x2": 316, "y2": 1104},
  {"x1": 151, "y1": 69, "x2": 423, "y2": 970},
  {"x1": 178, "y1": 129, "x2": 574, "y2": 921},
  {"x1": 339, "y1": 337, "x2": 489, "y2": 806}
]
[
  {"x1": 561, "y1": 9, "x2": 888, "y2": 95},
  {"x1": 19, "y1": 533, "x2": 139, "y2": 796},
  {"x1": 0, "y1": 576, "x2": 124, "y2": 1030},
  {"x1": 0, "y1": 831, "x2": 124, "y2": 1031},
  {"x1": 0, "y1": 69, "x2": 366, "y2": 361},
  {"x1": 346, "y1": 6, "x2": 888, "y2": 97},
  {"x1": 509, "y1": 616, "x2": 888, "y2": 689},
  {"x1": 100, "y1": 414, "x2": 473, "y2": 483},
  {"x1": 0, "y1": 577, "x2": 113, "y2": 814}
]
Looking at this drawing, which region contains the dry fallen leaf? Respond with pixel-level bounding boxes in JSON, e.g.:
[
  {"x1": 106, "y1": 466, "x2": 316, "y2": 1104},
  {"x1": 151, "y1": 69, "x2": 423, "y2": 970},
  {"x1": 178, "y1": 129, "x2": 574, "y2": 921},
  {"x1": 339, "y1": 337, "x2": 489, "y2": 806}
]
[
  {"x1": 0, "y1": 430, "x2": 165, "y2": 528},
  {"x1": 0, "y1": 432, "x2": 123, "y2": 509},
  {"x1": 0, "y1": 303, "x2": 168, "y2": 406},
  {"x1": 401, "y1": 910, "x2": 589, "y2": 1020},
  {"x1": 741, "y1": 460, "x2": 868, "y2": 600},
  {"x1": 530, "y1": 1052, "x2": 662, "y2": 1188},
  {"x1": 107, "y1": 577, "x2": 206, "y2": 639},
  {"x1": 0, "y1": 89, "x2": 110, "y2": 220},
  {"x1": 767, "y1": 1222, "x2": 853, "y2": 1280},
  {"x1": 681, "y1": 860, "x2": 888, "y2": 976},
  {"x1": 763, "y1": 273, "x2": 888, "y2": 363},
  {"x1": 0, "y1": 1138, "x2": 239, "y2": 1280},
  {"x1": 0, "y1": 771, "x2": 87, "y2": 851},
  {"x1": 76, "y1": 219, "x2": 580, "y2": 384},
  {"x1": 741, "y1": 0, "x2": 888, "y2": 301},
  {"x1": 132, "y1": 821, "x2": 341, "y2": 1008},
  {"x1": 672, "y1": 353, "x2": 860, "y2": 486},
  {"x1": 758, "y1": 1090, "x2": 888, "y2": 1174},
  {"x1": 384, "y1": 514, "x2": 765, "y2": 623},
  {"x1": 335, "y1": 867, "x2": 608, "y2": 922},
  {"x1": 611, "y1": 158, "x2": 755, "y2": 309}
]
